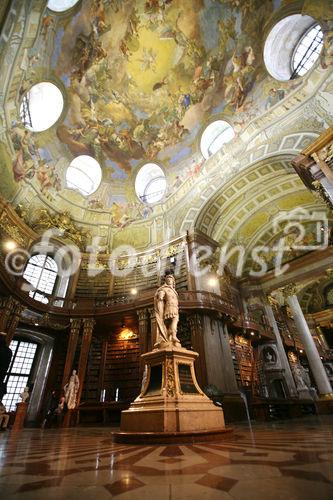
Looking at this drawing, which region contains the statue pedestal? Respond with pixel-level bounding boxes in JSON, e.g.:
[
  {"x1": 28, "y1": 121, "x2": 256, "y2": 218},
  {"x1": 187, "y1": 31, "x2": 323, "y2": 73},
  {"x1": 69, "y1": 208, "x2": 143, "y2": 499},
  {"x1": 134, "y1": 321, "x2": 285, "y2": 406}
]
[
  {"x1": 114, "y1": 346, "x2": 231, "y2": 443},
  {"x1": 12, "y1": 402, "x2": 28, "y2": 431},
  {"x1": 62, "y1": 409, "x2": 78, "y2": 428},
  {"x1": 297, "y1": 387, "x2": 315, "y2": 401}
]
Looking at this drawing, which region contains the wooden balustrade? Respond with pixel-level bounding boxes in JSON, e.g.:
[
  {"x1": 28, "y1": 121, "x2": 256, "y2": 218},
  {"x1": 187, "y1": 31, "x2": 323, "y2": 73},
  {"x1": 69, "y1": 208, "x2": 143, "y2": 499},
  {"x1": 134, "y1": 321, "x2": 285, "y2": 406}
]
[{"x1": 0, "y1": 261, "x2": 237, "y2": 318}]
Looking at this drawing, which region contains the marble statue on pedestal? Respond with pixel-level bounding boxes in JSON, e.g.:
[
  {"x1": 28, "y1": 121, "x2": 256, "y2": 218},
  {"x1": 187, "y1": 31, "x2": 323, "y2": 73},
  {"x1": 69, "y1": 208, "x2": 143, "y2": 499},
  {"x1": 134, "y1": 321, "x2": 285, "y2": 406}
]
[
  {"x1": 64, "y1": 370, "x2": 80, "y2": 409},
  {"x1": 117, "y1": 272, "x2": 227, "y2": 439},
  {"x1": 20, "y1": 387, "x2": 29, "y2": 403},
  {"x1": 154, "y1": 273, "x2": 181, "y2": 348}
]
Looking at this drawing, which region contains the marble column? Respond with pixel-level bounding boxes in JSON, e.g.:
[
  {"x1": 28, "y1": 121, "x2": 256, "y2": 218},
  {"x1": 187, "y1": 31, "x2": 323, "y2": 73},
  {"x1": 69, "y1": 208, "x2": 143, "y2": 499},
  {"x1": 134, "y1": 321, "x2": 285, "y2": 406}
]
[
  {"x1": 62, "y1": 318, "x2": 82, "y2": 388},
  {"x1": 76, "y1": 318, "x2": 95, "y2": 405},
  {"x1": 283, "y1": 284, "x2": 333, "y2": 398},
  {"x1": 137, "y1": 308, "x2": 149, "y2": 373},
  {"x1": 188, "y1": 314, "x2": 207, "y2": 387},
  {"x1": 264, "y1": 298, "x2": 298, "y2": 397}
]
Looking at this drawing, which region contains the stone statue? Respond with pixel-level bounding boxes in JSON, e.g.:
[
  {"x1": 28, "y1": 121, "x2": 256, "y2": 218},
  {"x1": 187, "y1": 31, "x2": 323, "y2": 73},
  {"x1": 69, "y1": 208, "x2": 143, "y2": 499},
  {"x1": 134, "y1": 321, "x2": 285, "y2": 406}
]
[
  {"x1": 292, "y1": 364, "x2": 309, "y2": 390},
  {"x1": 154, "y1": 273, "x2": 181, "y2": 348},
  {"x1": 64, "y1": 370, "x2": 80, "y2": 409},
  {"x1": 20, "y1": 386, "x2": 29, "y2": 403}
]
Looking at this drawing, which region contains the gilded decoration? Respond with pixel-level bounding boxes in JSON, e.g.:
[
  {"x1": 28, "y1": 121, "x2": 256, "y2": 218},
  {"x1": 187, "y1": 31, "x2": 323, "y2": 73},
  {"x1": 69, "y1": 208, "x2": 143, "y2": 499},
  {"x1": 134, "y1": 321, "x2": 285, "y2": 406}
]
[
  {"x1": 0, "y1": 213, "x2": 28, "y2": 247},
  {"x1": 282, "y1": 283, "x2": 298, "y2": 299},
  {"x1": 31, "y1": 209, "x2": 90, "y2": 249},
  {"x1": 166, "y1": 358, "x2": 175, "y2": 398}
]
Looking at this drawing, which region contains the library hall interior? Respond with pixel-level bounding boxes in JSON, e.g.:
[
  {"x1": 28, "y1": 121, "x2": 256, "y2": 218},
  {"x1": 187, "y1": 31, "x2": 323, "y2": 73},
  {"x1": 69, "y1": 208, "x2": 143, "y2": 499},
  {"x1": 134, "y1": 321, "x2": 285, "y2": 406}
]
[{"x1": 1, "y1": 0, "x2": 333, "y2": 499}]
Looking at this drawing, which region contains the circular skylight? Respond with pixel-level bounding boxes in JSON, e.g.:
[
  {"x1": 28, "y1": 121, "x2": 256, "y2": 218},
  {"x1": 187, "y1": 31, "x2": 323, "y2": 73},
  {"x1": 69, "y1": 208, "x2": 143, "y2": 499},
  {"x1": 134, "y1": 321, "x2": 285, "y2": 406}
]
[
  {"x1": 135, "y1": 163, "x2": 166, "y2": 204},
  {"x1": 66, "y1": 155, "x2": 102, "y2": 196},
  {"x1": 200, "y1": 120, "x2": 235, "y2": 160},
  {"x1": 20, "y1": 82, "x2": 64, "y2": 132},
  {"x1": 47, "y1": 0, "x2": 80, "y2": 12},
  {"x1": 264, "y1": 15, "x2": 323, "y2": 81}
]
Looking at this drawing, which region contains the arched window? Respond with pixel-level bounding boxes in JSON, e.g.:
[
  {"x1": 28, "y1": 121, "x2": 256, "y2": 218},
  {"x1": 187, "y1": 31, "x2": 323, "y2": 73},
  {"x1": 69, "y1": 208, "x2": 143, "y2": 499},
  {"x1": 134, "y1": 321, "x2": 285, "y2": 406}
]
[
  {"x1": 20, "y1": 82, "x2": 64, "y2": 132},
  {"x1": 66, "y1": 155, "x2": 102, "y2": 196},
  {"x1": 23, "y1": 254, "x2": 58, "y2": 304},
  {"x1": 47, "y1": 0, "x2": 80, "y2": 12},
  {"x1": 264, "y1": 15, "x2": 323, "y2": 81},
  {"x1": 200, "y1": 120, "x2": 235, "y2": 160},
  {"x1": 135, "y1": 163, "x2": 167, "y2": 204},
  {"x1": 2, "y1": 339, "x2": 38, "y2": 411}
]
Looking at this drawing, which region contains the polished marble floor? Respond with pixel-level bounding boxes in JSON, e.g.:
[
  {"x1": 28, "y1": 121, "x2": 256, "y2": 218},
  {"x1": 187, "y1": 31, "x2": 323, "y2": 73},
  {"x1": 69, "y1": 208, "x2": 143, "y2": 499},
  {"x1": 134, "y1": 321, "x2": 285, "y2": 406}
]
[{"x1": 0, "y1": 416, "x2": 333, "y2": 499}]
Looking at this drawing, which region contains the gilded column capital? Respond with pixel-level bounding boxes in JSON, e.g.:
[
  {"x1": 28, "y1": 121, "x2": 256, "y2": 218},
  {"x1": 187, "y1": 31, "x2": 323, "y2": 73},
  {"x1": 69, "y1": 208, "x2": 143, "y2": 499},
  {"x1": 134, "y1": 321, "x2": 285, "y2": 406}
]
[
  {"x1": 82, "y1": 318, "x2": 96, "y2": 332},
  {"x1": 137, "y1": 308, "x2": 148, "y2": 322},
  {"x1": 148, "y1": 307, "x2": 156, "y2": 319},
  {"x1": 70, "y1": 318, "x2": 82, "y2": 327},
  {"x1": 188, "y1": 313, "x2": 203, "y2": 331},
  {"x1": 266, "y1": 294, "x2": 279, "y2": 307},
  {"x1": 282, "y1": 283, "x2": 297, "y2": 299}
]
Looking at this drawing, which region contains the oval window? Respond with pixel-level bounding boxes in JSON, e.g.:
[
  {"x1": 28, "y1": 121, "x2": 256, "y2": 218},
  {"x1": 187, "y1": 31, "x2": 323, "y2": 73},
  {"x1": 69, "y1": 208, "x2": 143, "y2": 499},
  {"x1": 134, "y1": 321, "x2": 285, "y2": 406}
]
[
  {"x1": 47, "y1": 0, "x2": 80, "y2": 12},
  {"x1": 66, "y1": 155, "x2": 102, "y2": 196},
  {"x1": 135, "y1": 163, "x2": 167, "y2": 204},
  {"x1": 264, "y1": 15, "x2": 323, "y2": 81},
  {"x1": 200, "y1": 120, "x2": 235, "y2": 160},
  {"x1": 20, "y1": 82, "x2": 64, "y2": 132}
]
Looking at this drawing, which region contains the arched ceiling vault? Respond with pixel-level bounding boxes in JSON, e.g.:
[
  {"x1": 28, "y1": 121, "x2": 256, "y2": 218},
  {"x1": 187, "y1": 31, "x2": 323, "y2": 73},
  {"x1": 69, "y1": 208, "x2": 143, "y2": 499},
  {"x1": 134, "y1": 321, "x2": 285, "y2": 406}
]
[
  {"x1": 298, "y1": 276, "x2": 333, "y2": 313},
  {"x1": 194, "y1": 154, "x2": 332, "y2": 275}
]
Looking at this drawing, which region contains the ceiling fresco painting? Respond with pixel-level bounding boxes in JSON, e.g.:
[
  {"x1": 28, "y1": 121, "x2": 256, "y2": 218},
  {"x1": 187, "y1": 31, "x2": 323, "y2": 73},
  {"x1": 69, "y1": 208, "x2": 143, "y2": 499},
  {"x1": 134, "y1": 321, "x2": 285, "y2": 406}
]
[{"x1": 0, "y1": 0, "x2": 333, "y2": 249}]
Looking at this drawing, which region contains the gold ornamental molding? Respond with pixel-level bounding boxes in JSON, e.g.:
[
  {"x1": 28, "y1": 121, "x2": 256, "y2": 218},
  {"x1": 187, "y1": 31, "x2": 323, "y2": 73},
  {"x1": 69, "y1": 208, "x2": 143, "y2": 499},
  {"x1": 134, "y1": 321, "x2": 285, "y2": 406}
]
[
  {"x1": 0, "y1": 198, "x2": 35, "y2": 248},
  {"x1": 31, "y1": 209, "x2": 90, "y2": 250},
  {"x1": 166, "y1": 358, "x2": 175, "y2": 398},
  {"x1": 281, "y1": 283, "x2": 297, "y2": 299}
]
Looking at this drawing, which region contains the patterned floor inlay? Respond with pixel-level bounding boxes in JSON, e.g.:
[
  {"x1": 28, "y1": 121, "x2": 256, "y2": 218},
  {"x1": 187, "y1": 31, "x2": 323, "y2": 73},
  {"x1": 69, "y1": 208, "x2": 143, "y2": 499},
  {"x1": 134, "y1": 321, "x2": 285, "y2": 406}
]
[{"x1": 1, "y1": 416, "x2": 333, "y2": 499}]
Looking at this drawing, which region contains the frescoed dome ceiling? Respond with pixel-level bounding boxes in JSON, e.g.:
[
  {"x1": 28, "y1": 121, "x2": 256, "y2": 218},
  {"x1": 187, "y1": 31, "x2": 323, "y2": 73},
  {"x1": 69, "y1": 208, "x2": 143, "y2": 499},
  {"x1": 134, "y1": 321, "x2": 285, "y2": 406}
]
[
  {"x1": 53, "y1": 0, "x2": 268, "y2": 173},
  {"x1": 1, "y1": 0, "x2": 333, "y2": 251}
]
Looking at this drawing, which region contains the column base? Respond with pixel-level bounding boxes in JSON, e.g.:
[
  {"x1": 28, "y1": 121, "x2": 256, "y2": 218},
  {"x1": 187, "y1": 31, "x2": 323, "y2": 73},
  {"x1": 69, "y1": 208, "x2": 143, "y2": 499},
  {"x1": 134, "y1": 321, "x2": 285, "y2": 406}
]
[
  {"x1": 318, "y1": 393, "x2": 333, "y2": 400},
  {"x1": 315, "y1": 397, "x2": 333, "y2": 415}
]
